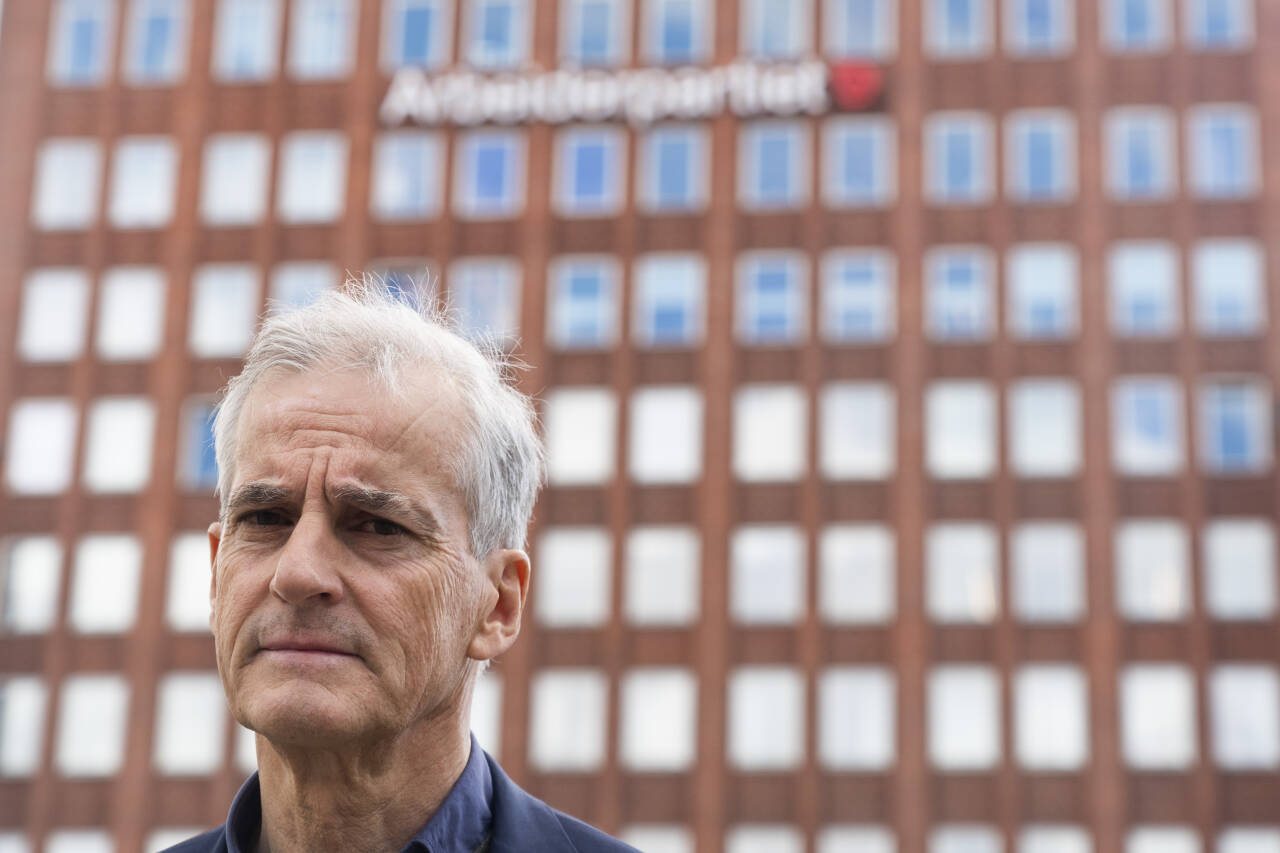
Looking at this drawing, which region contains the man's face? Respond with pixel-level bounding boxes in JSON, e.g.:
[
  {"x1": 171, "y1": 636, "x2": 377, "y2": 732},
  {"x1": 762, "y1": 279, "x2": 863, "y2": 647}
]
[{"x1": 209, "y1": 367, "x2": 492, "y2": 749}]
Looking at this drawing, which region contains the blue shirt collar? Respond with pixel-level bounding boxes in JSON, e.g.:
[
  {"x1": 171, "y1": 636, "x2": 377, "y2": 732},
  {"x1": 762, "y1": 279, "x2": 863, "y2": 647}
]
[{"x1": 225, "y1": 736, "x2": 493, "y2": 853}]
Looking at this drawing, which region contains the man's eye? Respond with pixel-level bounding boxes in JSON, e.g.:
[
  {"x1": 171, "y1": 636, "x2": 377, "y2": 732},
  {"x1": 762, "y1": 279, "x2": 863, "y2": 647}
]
[
  {"x1": 358, "y1": 518, "x2": 407, "y2": 537},
  {"x1": 245, "y1": 510, "x2": 290, "y2": 527}
]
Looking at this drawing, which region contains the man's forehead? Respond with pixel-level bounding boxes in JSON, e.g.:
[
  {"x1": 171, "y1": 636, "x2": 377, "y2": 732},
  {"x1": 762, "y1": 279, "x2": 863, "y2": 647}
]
[{"x1": 231, "y1": 367, "x2": 467, "y2": 485}]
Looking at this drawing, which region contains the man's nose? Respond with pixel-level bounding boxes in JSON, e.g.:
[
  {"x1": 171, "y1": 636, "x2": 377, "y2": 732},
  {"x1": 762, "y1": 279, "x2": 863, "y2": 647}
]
[{"x1": 269, "y1": 512, "x2": 344, "y2": 606}]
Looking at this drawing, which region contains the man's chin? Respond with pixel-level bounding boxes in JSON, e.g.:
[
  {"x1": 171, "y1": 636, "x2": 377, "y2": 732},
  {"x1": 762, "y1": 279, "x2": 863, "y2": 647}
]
[{"x1": 234, "y1": 682, "x2": 374, "y2": 747}]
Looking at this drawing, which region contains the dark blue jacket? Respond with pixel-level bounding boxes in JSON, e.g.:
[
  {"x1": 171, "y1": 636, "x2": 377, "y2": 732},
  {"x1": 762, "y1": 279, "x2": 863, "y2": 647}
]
[{"x1": 162, "y1": 749, "x2": 637, "y2": 853}]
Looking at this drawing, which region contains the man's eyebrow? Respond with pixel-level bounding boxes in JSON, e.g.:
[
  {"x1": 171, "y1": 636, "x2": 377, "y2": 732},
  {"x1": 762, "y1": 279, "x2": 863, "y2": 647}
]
[
  {"x1": 329, "y1": 484, "x2": 441, "y2": 536},
  {"x1": 225, "y1": 483, "x2": 295, "y2": 514}
]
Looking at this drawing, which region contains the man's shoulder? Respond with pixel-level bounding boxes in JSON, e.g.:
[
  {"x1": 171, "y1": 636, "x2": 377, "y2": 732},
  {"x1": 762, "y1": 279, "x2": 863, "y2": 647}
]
[
  {"x1": 484, "y1": 752, "x2": 637, "y2": 853},
  {"x1": 158, "y1": 827, "x2": 225, "y2": 853}
]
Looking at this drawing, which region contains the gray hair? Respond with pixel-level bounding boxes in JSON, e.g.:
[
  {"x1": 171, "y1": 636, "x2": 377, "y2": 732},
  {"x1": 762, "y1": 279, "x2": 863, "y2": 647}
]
[{"x1": 212, "y1": 279, "x2": 545, "y2": 558}]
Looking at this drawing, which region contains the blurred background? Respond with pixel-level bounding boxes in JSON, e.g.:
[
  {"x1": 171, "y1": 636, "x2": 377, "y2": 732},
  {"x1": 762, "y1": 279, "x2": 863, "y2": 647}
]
[{"x1": 1, "y1": 0, "x2": 1279, "y2": 852}]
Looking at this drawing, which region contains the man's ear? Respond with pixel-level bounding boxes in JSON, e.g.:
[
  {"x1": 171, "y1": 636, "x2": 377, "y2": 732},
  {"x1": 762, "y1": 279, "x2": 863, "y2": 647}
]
[
  {"x1": 467, "y1": 549, "x2": 530, "y2": 663},
  {"x1": 208, "y1": 521, "x2": 222, "y2": 624}
]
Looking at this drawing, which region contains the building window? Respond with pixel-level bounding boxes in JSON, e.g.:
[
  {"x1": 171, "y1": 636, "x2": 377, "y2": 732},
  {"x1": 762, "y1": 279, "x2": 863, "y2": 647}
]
[
  {"x1": 639, "y1": 124, "x2": 707, "y2": 212},
  {"x1": 819, "y1": 667, "x2": 894, "y2": 770},
  {"x1": 926, "y1": 0, "x2": 992, "y2": 57},
  {"x1": 927, "y1": 247, "x2": 992, "y2": 340},
  {"x1": 822, "y1": 251, "x2": 895, "y2": 343},
  {"x1": 1192, "y1": 240, "x2": 1265, "y2": 337},
  {"x1": 1005, "y1": 0, "x2": 1073, "y2": 55},
  {"x1": 471, "y1": 674, "x2": 501, "y2": 758},
  {"x1": 48, "y1": 0, "x2": 114, "y2": 85},
  {"x1": 822, "y1": 117, "x2": 895, "y2": 208},
  {"x1": 729, "y1": 827, "x2": 804, "y2": 853},
  {"x1": 1112, "y1": 377, "x2": 1184, "y2": 475},
  {"x1": 372, "y1": 131, "x2": 442, "y2": 221},
  {"x1": 18, "y1": 269, "x2": 90, "y2": 363},
  {"x1": 824, "y1": 0, "x2": 895, "y2": 57},
  {"x1": 1104, "y1": 0, "x2": 1171, "y2": 51},
  {"x1": 277, "y1": 132, "x2": 348, "y2": 223},
  {"x1": 288, "y1": 0, "x2": 355, "y2": 78},
  {"x1": 555, "y1": 127, "x2": 625, "y2": 216},
  {"x1": 178, "y1": 398, "x2": 218, "y2": 490},
  {"x1": 383, "y1": 0, "x2": 451, "y2": 69},
  {"x1": 2, "y1": 537, "x2": 63, "y2": 634},
  {"x1": 447, "y1": 259, "x2": 521, "y2": 343},
  {"x1": 734, "y1": 384, "x2": 807, "y2": 482},
  {"x1": 1022, "y1": 828, "x2": 1092, "y2": 853},
  {"x1": 1006, "y1": 110, "x2": 1076, "y2": 202},
  {"x1": 1200, "y1": 380, "x2": 1271, "y2": 473},
  {"x1": 820, "y1": 382, "x2": 894, "y2": 479},
  {"x1": 1007, "y1": 244, "x2": 1078, "y2": 339},
  {"x1": 5, "y1": 399, "x2": 78, "y2": 495},
  {"x1": 1106, "y1": 107, "x2": 1177, "y2": 200},
  {"x1": 643, "y1": 0, "x2": 708, "y2": 64},
  {"x1": 166, "y1": 532, "x2": 212, "y2": 632},
  {"x1": 125, "y1": 0, "x2": 188, "y2": 83},
  {"x1": 535, "y1": 527, "x2": 612, "y2": 627},
  {"x1": 370, "y1": 261, "x2": 434, "y2": 307},
  {"x1": 529, "y1": 669, "x2": 607, "y2": 770},
  {"x1": 1220, "y1": 830, "x2": 1280, "y2": 853},
  {"x1": 927, "y1": 523, "x2": 999, "y2": 623},
  {"x1": 97, "y1": 267, "x2": 165, "y2": 361},
  {"x1": 54, "y1": 675, "x2": 130, "y2": 776},
  {"x1": 109, "y1": 137, "x2": 178, "y2": 228},
  {"x1": 542, "y1": 387, "x2": 617, "y2": 485},
  {"x1": 820, "y1": 525, "x2": 895, "y2": 624},
  {"x1": 629, "y1": 386, "x2": 703, "y2": 484},
  {"x1": 929, "y1": 665, "x2": 1000, "y2": 769},
  {"x1": 731, "y1": 526, "x2": 806, "y2": 625},
  {"x1": 619, "y1": 669, "x2": 697, "y2": 770},
  {"x1": 1121, "y1": 665, "x2": 1197, "y2": 768},
  {"x1": 0, "y1": 677, "x2": 48, "y2": 776},
  {"x1": 1015, "y1": 665, "x2": 1088, "y2": 769},
  {"x1": 934, "y1": 828, "x2": 1003, "y2": 853},
  {"x1": 1210, "y1": 665, "x2": 1280, "y2": 769},
  {"x1": 621, "y1": 827, "x2": 695, "y2": 853},
  {"x1": 213, "y1": 0, "x2": 281, "y2": 80},
  {"x1": 1188, "y1": 105, "x2": 1258, "y2": 199},
  {"x1": 1109, "y1": 242, "x2": 1180, "y2": 337},
  {"x1": 83, "y1": 398, "x2": 155, "y2": 494},
  {"x1": 454, "y1": 130, "x2": 524, "y2": 218},
  {"x1": 1011, "y1": 523, "x2": 1084, "y2": 622},
  {"x1": 625, "y1": 527, "x2": 699, "y2": 625},
  {"x1": 1128, "y1": 829, "x2": 1200, "y2": 853},
  {"x1": 32, "y1": 139, "x2": 102, "y2": 230},
  {"x1": 633, "y1": 254, "x2": 705, "y2": 347},
  {"x1": 741, "y1": 0, "x2": 811, "y2": 59},
  {"x1": 740, "y1": 121, "x2": 809, "y2": 209},
  {"x1": 819, "y1": 828, "x2": 895, "y2": 853},
  {"x1": 547, "y1": 257, "x2": 619, "y2": 348},
  {"x1": 926, "y1": 113, "x2": 992, "y2": 204},
  {"x1": 728, "y1": 667, "x2": 804, "y2": 769},
  {"x1": 1203, "y1": 519, "x2": 1276, "y2": 621},
  {"x1": 1009, "y1": 379, "x2": 1081, "y2": 477},
  {"x1": 464, "y1": 0, "x2": 527, "y2": 67},
  {"x1": 926, "y1": 381, "x2": 996, "y2": 479},
  {"x1": 270, "y1": 262, "x2": 337, "y2": 312},
  {"x1": 69, "y1": 534, "x2": 142, "y2": 632},
  {"x1": 153, "y1": 672, "x2": 226, "y2": 774},
  {"x1": 1185, "y1": 0, "x2": 1252, "y2": 50},
  {"x1": 1116, "y1": 519, "x2": 1189, "y2": 621},
  {"x1": 189, "y1": 264, "x2": 261, "y2": 358},
  {"x1": 560, "y1": 0, "x2": 628, "y2": 66},
  {"x1": 201, "y1": 134, "x2": 271, "y2": 225},
  {"x1": 737, "y1": 253, "x2": 807, "y2": 345}
]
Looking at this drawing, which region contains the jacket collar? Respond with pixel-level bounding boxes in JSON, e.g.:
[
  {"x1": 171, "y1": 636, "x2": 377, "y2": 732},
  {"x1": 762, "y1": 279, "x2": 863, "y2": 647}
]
[{"x1": 482, "y1": 751, "x2": 579, "y2": 853}]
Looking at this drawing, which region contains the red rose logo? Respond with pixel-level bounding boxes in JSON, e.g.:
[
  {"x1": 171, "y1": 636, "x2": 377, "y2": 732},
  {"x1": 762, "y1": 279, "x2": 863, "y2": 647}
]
[{"x1": 827, "y1": 61, "x2": 883, "y2": 111}]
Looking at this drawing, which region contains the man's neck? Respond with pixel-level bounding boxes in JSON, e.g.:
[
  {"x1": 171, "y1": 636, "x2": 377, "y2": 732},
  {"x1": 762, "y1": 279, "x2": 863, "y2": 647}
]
[{"x1": 252, "y1": 723, "x2": 471, "y2": 853}]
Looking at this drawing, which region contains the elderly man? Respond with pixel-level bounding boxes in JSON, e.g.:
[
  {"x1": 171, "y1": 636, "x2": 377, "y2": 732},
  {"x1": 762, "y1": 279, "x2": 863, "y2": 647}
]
[{"x1": 167, "y1": 284, "x2": 633, "y2": 853}]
